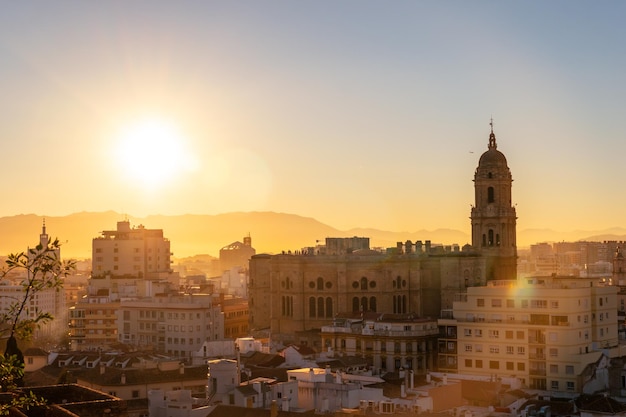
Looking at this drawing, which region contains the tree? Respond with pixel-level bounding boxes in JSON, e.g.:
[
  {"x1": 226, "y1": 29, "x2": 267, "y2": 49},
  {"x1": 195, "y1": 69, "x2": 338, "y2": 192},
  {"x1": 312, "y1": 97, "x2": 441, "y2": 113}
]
[{"x1": 0, "y1": 238, "x2": 75, "y2": 414}]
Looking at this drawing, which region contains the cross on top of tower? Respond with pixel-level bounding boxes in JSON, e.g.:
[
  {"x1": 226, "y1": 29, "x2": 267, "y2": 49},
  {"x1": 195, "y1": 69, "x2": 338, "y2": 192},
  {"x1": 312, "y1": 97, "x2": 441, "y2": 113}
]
[{"x1": 488, "y1": 117, "x2": 497, "y2": 150}]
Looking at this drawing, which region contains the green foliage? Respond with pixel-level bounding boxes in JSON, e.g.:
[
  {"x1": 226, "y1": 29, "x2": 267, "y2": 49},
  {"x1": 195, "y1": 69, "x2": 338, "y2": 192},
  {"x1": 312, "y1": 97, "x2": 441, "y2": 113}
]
[
  {"x1": 0, "y1": 238, "x2": 75, "y2": 414},
  {"x1": 0, "y1": 389, "x2": 46, "y2": 415},
  {"x1": 0, "y1": 238, "x2": 75, "y2": 340}
]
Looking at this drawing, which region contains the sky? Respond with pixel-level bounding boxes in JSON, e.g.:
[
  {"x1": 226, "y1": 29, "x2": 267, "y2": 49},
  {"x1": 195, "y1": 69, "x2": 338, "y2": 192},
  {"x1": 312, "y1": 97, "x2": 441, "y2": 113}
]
[{"x1": 1, "y1": 1, "x2": 625, "y2": 235}]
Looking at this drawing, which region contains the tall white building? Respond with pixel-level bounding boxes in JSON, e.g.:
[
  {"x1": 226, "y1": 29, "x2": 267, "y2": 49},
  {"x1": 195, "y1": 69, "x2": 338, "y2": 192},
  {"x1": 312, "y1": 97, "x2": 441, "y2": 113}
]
[{"x1": 438, "y1": 276, "x2": 619, "y2": 393}]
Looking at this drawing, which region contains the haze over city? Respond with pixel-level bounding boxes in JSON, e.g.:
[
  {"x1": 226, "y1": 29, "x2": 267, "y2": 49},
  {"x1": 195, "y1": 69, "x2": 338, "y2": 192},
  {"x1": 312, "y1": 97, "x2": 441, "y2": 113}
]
[{"x1": 1, "y1": 2, "x2": 625, "y2": 236}]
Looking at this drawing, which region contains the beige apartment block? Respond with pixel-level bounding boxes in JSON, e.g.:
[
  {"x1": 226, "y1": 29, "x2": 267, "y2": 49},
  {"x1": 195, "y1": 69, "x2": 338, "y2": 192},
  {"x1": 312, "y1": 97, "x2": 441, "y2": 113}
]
[
  {"x1": 117, "y1": 293, "x2": 224, "y2": 358},
  {"x1": 438, "y1": 276, "x2": 619, "y2": 393}
]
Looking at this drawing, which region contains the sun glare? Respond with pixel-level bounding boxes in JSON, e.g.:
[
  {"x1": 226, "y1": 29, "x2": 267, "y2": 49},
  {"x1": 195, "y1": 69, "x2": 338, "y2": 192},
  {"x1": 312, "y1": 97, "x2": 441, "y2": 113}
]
[{"x1": 114, "y1": 119, "x2": 194, "y2": 189}]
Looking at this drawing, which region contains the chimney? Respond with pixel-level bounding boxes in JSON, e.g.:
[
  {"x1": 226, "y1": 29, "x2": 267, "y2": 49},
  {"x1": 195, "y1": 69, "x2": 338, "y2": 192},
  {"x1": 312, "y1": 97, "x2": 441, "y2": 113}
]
[{"x1": 270, "y1": 400, "x2": 278, "y2": 417}]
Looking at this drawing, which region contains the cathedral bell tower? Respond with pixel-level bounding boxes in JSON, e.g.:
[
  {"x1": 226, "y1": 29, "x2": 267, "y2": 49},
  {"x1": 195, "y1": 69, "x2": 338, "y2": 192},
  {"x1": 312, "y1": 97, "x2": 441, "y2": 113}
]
[{"x1": 471, "y1": 121, "x2": 517, "y2": 281}]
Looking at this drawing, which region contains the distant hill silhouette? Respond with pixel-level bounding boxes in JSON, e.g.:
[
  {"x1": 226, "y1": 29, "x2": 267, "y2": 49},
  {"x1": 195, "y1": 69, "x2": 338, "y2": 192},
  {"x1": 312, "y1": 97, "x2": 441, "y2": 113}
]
[{"x1": 0, "y1": 211, "x2": 623, "y2": 259}]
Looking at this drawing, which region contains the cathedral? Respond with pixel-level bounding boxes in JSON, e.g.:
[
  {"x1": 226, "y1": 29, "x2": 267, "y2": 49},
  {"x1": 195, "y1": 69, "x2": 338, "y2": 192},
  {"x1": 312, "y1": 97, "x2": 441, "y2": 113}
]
[{"x1": 248, "y1": 125, "x2": 517, "y2": 345}]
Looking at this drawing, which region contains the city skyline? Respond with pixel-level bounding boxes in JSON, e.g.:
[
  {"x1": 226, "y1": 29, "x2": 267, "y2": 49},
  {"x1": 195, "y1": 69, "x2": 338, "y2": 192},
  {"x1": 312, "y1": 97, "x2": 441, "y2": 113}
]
[{"x1": 1, "y1": 2, "x2": 625, "y2": 234}]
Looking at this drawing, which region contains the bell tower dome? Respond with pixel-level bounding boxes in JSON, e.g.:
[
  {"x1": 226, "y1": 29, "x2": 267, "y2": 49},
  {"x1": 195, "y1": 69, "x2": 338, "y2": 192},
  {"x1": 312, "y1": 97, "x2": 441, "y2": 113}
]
[{"x1": 471, "y1": 120, "x2": 517, "y2": 280}]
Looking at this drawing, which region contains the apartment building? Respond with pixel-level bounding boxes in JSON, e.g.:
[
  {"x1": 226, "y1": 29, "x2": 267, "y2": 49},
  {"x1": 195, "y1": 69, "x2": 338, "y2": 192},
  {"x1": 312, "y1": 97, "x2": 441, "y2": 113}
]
[
  {"x1": 117, "y1": 293, "x2": 224, "y2": 358},
  {"x1": 69, "y1": 220, "x2": 179, "y2": 351},
  {"x1": 92, "y1": 220, "x2": 174, "y2": 281},
  {"x1": 321, "y1": 312, "x2": 439, "y2": 376},
  {"x1": 438, "y1": 276, "x2": 619, "y2": 393}
]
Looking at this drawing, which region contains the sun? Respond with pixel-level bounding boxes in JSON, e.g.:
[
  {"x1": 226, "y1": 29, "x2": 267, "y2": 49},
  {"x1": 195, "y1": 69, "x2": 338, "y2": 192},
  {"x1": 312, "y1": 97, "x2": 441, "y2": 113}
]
[{"x1": 114, "y1": 118, "x2": 194, "y2": 189}]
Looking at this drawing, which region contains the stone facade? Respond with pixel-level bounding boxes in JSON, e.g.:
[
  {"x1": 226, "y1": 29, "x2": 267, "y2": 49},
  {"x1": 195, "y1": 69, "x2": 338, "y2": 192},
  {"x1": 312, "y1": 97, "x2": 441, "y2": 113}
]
[{"x1": 249, "y1": 126, "x2": 517, "y2": 347}]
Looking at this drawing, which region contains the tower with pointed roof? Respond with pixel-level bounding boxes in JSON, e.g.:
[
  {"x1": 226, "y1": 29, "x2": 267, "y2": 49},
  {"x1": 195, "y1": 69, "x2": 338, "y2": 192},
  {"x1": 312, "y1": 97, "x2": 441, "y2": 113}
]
[{"x1": 471, "y1": 121, "x2": 517, "y2": 280}]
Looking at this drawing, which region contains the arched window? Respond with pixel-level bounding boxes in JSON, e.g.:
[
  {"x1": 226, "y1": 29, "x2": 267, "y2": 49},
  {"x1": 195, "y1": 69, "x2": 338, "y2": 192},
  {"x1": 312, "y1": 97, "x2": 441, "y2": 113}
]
[
  {"x1": 352, "y1": 297, "x2": 360, "y2": 312},
  {"x1": 361, "y1": 277, "x2": 368, "y2": 290},
  {"x1": 309, "y1": 297, "x2": 316, "y2": 318},
  {"x1": 488, "y1": 229, "x2": 494, "y2": 246},
  {"x1": 326, "y1": 297, "x2": 333, "y2": 317},
  {"x1": 317, "y1": 277, "x2": 324, "y2": 291},
  {"x1": 496, "y1": 234, "x2": 500, "y2": 246},
  {"x1": 488, "y1": 186, "x2": 494, "y2": 203},
  {"x1": 361, "y1": 296, "x2": 368, "y2": 312},
  {"x1": 393, "y1": 296, "x2": 397, "y2": 313},
  {"x1": 482, "y1": 234, "x2": 487, "y2": 247},
  {"x1": 317, "y1": 297, "x2": 324, "y2": 318},
  {"x1": 403, "y1": 295, "x2": 407, "y2": 313},
  {"x1": 396, "y1": 276, "x2": 401, "y2": 288},
  {"x1": 369, "y1": 297, "x2": 377, "y2": 312}
]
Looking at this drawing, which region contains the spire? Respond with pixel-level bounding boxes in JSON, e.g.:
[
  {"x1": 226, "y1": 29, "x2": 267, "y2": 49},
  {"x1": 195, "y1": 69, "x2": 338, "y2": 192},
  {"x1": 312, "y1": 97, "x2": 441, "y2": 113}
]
[
  {"x1": 488, "y1": 117, "x2": 497, "y2": 150},
  {"x1": 40, "y1": 217, "x2": 49, "y2": 247}
]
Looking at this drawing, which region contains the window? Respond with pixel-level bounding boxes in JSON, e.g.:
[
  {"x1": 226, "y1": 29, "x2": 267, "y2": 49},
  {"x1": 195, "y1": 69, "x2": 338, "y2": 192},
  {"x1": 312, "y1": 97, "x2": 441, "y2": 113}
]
[
  {"x1": 505, "y1": 330, "x2": 514, "y2": 339},
  {"x1": 506, "y1": 362, "x2": 514, "y2": 370},
  {"x1": 567, "y1": 381, "x2": 575, "y2": 391},
  {"x1": 550, "y1": 348, "x2": 558, "y2": 357},
  {"x1": 465, "y1": 359, "x2": 472, "y2": 368},
  {"x1": 475, "y1": 360, "x2": 483, "y2": 368},
  {"x1": 566, "y1": 365, "x2": 574, "y2": 375},
  {"x1": 516, "y1": 331, "x2": 524, "y2": 339},
  {"x1": 477, "y1": 299, "x2": 485, "y2": 307},
  {"x1": 551, "y1": 300, "x2": 559, "y2": 308},
  {"x1": 517, "y1": 347, "x2": 525, "y2": 355},
  {"x1": 492, "y1": 299, "x2": 502, "y2": 307},
  {"x1": 465, "y1": 344, "x2": 473, "y2": 352},
  {"x1": 521, "y1": 300, "x2": 528, "y2": 308},
  {"x1": 132, "y1": 390, "x2": 140, "y2": 398},
  {"x1": 489, "y1": 361, "x2": 499, "y2": 369},
  {"x1": 464, "y1": 329, "x2": 472, "y2": 337},
  {"x1": 506, "y1": 346, "x2": 514, "y2": 354},
  {"x1": 506, "y1": 299, "x2": 515, "y2": 308},
  {"x1": 487, "y1": 186, "x2": 494, "y2": 203},
  {"x1": 488, "y1": 330, "x2": 499, "y2": 338},
  {"x1": 475, "y1": 329, "x2": 482, "y2": 337},
  {"x1": 551, "y1": 381, "x2": 559, "y2": 390},
  {"x1": 490, "y1": 346, "x2": 499, "y2": 354},
  {"x1": 475, "y1": 344, "x2": 483, "y2": 352},
  {"x1": 517, "y1": 362, "x2": 525, "y2": 371},
  {"x1": 550, "y1": 364, "x2": 558, "y2": 374}
]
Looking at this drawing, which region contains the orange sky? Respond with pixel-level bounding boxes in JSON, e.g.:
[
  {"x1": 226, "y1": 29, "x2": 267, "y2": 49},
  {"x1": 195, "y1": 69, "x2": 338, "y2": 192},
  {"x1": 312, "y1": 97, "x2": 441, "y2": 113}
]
[{"x1": 1, "y1": 2, "x2": 625, "y2": 236}]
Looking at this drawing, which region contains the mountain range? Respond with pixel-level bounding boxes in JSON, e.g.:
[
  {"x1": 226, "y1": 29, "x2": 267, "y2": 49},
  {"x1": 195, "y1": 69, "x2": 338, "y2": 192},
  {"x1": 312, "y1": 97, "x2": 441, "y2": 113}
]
[{"x1": 0, "y1": 211, "x2": 625, "y2": 260}]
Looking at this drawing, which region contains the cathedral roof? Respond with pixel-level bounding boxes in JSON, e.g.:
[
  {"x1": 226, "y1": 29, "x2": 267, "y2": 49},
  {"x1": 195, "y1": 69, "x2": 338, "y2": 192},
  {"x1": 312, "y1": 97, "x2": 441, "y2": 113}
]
[{"x1": 478, "y1": 126, "x2": 508, "y2": 168}]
